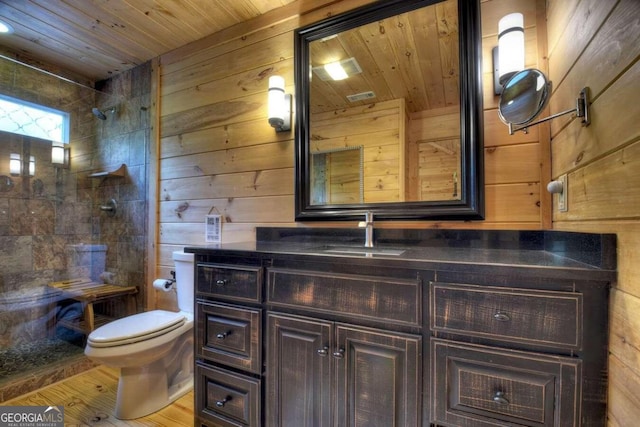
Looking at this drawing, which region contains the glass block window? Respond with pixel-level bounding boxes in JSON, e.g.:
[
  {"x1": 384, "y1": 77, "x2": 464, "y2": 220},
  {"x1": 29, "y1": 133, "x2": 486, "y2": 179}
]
[{"x1": 0, "y1": 94, "x2": 69, "y2": 143}]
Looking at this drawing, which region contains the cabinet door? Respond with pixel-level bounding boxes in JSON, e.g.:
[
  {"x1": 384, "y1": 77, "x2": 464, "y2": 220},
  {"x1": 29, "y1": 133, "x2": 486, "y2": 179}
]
[
  {"x1": 335, "y1": 325, "x2": 422, "y2": 427},
  {"x1": 267, "y1": 313, "x2": 332, "y2": 427}
]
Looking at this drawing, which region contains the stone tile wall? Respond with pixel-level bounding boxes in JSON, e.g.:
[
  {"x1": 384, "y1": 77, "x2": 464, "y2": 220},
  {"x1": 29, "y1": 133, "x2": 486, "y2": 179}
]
[{"x1": 0, "y1": 58, "x2": 151, "y2": 386}]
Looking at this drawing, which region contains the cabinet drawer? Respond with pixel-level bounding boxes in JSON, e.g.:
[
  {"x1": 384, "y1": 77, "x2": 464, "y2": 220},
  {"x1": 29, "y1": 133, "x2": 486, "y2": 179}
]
[
  {"x1": 267, "y1": 268, "x2": 420, "y2": 326},
  {"x1": 431, "y1": 282, "x2": 582, "y2": 350},
  {"x1": 431, "y1": 338, "x2": 580, "y2": 427},
  {"x1": 196, "y1": 363, "x2": 260, "y2": 427},
  {"x1": 197, "y1": 302, "x2": 261, "y2": 374},
  {"x1": 197, "y1": 263, "x2": 262, "y2": 302}
]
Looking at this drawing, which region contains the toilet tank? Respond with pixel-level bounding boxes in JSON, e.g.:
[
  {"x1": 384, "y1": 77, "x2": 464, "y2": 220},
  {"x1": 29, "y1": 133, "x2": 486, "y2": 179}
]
[{"x1": 172, "y1": 251, "x2": 194, "y2": 314}]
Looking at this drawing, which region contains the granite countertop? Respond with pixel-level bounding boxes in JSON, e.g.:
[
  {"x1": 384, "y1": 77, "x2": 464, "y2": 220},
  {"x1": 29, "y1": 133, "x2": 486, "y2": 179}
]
[{"x1": 184, "y1": 228, "x2": 617, "y2": 281}]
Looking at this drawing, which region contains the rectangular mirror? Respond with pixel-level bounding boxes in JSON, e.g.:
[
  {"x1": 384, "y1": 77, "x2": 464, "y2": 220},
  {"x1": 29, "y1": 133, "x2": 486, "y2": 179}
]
[{"x1": 294, "y1": 0, "x2": 484, "y2": 220}]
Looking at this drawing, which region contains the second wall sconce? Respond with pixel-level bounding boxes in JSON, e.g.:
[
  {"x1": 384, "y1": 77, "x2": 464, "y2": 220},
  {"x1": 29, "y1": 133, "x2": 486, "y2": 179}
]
[
  {"x1": 52, "y1": 141, "x2": 70, "y2": 168},
  {"x1": 8, "y1": 153, "x2": 35, "y2": 176},
  {"x1": 9, "y1": 153, "x2": 21, "y2": 175},
  {"x1": 493, "y1": 13, "x2": 525, "y2": 95},
  {"x1": 268, "y1": 75, "x2": 292, "y2": 132}
]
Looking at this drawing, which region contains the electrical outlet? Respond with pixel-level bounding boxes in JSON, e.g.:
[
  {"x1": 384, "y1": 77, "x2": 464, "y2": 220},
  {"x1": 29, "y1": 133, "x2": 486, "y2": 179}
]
[{"x1": 558, "y1": 174, "x2": 567, "y2": 212}]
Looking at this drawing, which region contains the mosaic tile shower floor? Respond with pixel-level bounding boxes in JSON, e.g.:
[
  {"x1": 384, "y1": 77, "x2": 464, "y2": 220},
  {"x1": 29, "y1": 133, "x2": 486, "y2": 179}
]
[{"x1": 0, "y1": 337, "x2": 84, "y2": 382}]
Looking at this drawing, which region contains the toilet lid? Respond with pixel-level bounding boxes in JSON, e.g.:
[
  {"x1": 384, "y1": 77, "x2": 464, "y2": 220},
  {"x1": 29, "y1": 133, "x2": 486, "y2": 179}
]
[{"x1": 88, "y1": 310, "x2": 186, "y2": 348}]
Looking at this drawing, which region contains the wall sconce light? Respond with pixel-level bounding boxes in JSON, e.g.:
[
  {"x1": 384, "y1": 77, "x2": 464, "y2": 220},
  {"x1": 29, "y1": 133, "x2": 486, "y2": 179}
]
[
  {"x1": 51, "y1": 141, "x2": 70, "y2": 168},
  {"x1": 493, "y1": 13, "x2": 525, "y2": 95},
  {"x1": 29, "y1": 155, "x2": 35, "y2": 176},
  {"x1": 268, "y1": 75, "x2": 292, "y2": 132},
  {"x1": 9, "y1": 153, "x2": 21, "y2": 175}
]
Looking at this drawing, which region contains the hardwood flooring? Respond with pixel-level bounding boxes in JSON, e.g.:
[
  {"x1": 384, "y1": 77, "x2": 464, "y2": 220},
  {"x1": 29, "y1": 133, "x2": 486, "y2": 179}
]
[{"x1": 3, "y1": 365, "x2": 194, "y2": 426}]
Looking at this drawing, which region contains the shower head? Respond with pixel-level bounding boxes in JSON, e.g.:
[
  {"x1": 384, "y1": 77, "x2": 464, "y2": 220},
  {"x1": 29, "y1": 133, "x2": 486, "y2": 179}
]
[{"x1": 92, "y1": 106, "x2": 116, "y2": 120}]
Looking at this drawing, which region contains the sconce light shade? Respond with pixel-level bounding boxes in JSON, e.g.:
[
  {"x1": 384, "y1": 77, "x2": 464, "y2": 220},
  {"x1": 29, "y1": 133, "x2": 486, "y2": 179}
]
[
  {"x1": 51, "y1": 141, "x2": 69, "y2": 167},
  {"x1": 268, "y1": 75, "x2": 291, "y2": 132},
  {"x1": 498, "y1": 13, "x2": 525, "y2": 85},
  {"x1": 52, "y1": 141, "x2": 64, "y2": 164},
  {"x1": 29, "y1": 155, "x2": 35, "y2": 176},
  {"x1": 9, "y1": 153, "x2": 21, "y2": 175}
]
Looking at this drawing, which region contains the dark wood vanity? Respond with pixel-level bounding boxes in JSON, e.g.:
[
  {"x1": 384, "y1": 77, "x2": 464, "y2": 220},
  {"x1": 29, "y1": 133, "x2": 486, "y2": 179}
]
[{"x1": 188, "y1": 228, "x2": 616, "y2": 427}]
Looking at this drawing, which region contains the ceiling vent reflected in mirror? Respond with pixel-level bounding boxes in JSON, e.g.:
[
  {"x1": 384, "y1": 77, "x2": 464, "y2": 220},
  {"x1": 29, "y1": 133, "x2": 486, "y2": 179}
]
[
  {"x1": 312, "y1": 57, "x2": 362, "y2": 81},
  {"x1": 347, "y1": 91, "x2": 376, "y2": 102}
]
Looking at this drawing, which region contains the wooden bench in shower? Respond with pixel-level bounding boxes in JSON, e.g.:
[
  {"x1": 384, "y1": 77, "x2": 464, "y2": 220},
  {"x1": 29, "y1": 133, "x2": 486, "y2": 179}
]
[{"x1": 48, "y1": 278, "x2": 138, "y2": 335}]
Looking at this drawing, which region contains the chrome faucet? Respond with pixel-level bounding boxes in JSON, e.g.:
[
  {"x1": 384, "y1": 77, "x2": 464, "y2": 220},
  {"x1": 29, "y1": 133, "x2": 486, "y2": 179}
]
[{"x1": 358, "y1": 212, "x2": 374, "y2": 248}]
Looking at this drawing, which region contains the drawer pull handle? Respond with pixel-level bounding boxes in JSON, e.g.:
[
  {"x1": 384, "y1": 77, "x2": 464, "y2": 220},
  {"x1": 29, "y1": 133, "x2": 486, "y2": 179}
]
[
  {"x1": 317, "y1": 346, "x2": 329, "y2": 356},
  {"x1": 215, "y1": 396, "x2": 231, "y2": 407},
  {"x1": 493, "y1": 391, "x2": 509, "y2": 405},
  {"x1": 333, "y1": 348, "x2": 345, "y2": 359},
  {"x1": 215, "y1": 279, "x2": 227, "y2": 286},
  {"x1": 493, "y1": 312, "x2": 511, "y2": 322},
  {"x1": 216, "y1": 332, "x2": 228, "y2": 340}
]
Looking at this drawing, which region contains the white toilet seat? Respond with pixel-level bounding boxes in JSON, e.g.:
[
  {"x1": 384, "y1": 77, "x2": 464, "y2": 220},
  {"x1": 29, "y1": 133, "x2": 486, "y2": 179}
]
[{"x1": 88, "y1": 310, "x2": 186, "y2": 348}]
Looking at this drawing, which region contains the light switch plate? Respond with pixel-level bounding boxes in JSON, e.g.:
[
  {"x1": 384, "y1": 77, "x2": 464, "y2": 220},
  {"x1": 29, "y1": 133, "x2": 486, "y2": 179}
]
[{"x1": 558, "y1": 174, "x2": 567, "y2": 212}]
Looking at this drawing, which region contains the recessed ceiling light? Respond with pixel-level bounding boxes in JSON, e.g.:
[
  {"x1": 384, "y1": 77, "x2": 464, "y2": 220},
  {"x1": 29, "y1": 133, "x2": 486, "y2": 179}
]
[{"x1": 0, "y1": 19, "x2": 14, "y2": 34}]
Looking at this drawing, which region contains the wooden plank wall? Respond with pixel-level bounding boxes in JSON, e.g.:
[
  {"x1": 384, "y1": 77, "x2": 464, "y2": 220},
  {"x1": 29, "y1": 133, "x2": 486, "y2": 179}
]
[
  {"x1": 409, "y1": 106, "x2": 461, "y2": 201},
  {"x1": 154, "y1": 0, "x2": 545, "y2": 309},
  {"x1": 311, "y1": 98, "x2": 405, "y2": 203},
  {"x1": 544, "y1": 0, "x2": 640, "y2": 425}
]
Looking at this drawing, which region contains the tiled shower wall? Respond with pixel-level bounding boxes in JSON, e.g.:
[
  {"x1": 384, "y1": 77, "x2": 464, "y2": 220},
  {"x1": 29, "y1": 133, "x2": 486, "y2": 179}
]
[
  {"x1": 90, "y1": 63, "x2": 152, "y2": 315},
  {"x1": 0, "y1": 58, "x2": 150, "y2": 357}
]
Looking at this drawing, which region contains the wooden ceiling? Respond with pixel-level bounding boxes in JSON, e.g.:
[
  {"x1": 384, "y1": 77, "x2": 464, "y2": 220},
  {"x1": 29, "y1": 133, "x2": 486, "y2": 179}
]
[
  {"x1": 309, "y1": 0, "x2": 459, "y2": 115},
  {"x1": 0, "y1": 0, "x2": 296, "y2": 83},
  {"x1": 0, "y1": 0, "x2": 460, "y2": 114}
]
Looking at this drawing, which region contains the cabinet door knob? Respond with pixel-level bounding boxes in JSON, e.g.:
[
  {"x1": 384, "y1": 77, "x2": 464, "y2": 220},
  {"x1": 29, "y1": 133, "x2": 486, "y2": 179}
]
[
  {"x1": 317, "y1": 346, "x2": 329, "y2": 356},
  {"x1": 493, "y1": 311, "x2": 511, "y2": 322},
  {"x1": 216, "y1": 332, "x2": 228, "y2": 340},
  {"x1": 333, "y1": 348, "x2": 345, "y2": 359},
  {"x1": 215, "y1": 279, "x2": 227, "y2": 286},
  {"x1": 215, "y1": 396, "x2": 231, "y2": 407},
  {"x1": 492, "y1": 391, "x2": 509, "y2": 405}
]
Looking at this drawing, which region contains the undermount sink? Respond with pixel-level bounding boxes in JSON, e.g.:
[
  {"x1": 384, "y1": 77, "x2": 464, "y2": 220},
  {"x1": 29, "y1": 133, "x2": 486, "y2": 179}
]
[{"x1": 322, "y1": 246, "x2": 406, "y2": 256}]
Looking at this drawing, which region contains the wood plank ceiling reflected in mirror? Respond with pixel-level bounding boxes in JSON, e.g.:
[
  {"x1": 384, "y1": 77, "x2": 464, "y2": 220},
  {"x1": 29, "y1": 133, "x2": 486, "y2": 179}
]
[{"x1": 294, "y1": 0, "x2": 484, "y2": 221}]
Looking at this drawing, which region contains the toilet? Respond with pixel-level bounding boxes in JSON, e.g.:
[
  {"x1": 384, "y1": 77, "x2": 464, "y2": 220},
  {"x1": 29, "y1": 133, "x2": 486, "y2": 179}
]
[{"x1": 84, "y1": 251, "x2": 195, "y2": 419}]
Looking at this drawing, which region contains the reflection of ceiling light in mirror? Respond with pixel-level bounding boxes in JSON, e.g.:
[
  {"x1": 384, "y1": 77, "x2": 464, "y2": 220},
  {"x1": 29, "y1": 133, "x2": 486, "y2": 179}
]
[
  {"x1": 319, "y1": 34, "x2": 338, "y2": 42},
  {"x1": 0, "y1": 19, "x2": 14, "y2": 34},
  {"x1": 313, "y1": 57, "x2": 362, "y2": 81},
  {"x1": 324, "y1": 62, "x2": 349, "y2": 80}
]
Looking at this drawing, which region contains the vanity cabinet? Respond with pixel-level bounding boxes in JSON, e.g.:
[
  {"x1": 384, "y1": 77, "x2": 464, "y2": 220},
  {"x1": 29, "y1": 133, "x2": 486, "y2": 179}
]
[
  {"x1": 189, "y1": 227, "x2": 615, "y2": 427},
  {"x1": 265, "y1": 264, "x2": 422, "y2": 426},
  {"x1": 194, "y1": 260, "x2": 264, "y2": 427},
  {"x1": 266, "y1": 310, "x2": 421, "y2": 426}
]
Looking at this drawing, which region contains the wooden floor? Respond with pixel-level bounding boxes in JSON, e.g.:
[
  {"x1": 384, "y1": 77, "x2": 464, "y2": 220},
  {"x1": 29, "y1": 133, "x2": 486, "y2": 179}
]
[{"x1": 4, "y1": 365, "x2": 194, "y2": 426}]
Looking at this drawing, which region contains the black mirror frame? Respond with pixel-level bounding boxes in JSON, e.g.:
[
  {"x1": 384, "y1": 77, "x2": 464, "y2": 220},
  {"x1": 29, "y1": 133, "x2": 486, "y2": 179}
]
[{"x1": 294, "y1": 0, "x2": 484, "y2": 221}]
